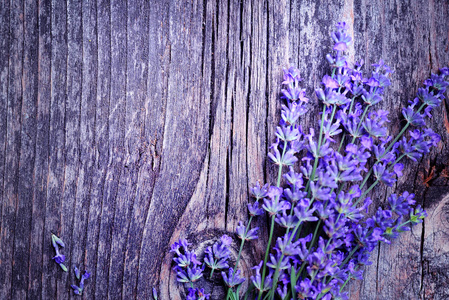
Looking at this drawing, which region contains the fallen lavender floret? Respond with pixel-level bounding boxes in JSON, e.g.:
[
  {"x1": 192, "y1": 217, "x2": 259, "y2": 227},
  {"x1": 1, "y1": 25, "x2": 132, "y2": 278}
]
[
  {"x1": 71, "y1": 266, "x2": 90, "y2": 295},
  {"x1": 51, "y1": 234, "x2": 68, "y2": 272}
]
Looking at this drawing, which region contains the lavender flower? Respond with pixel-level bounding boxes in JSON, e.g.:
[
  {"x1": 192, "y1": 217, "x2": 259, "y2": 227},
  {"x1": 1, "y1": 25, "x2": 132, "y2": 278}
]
[
  {"x1": 186, "y1": 288, "x2": 210, "y2": 300},
  {"x1": 51, "y1": 234, "x2": 68, "y2": 272},
  {"x1": 204, "y1": 235, "x2": 231, "y2": 277},
  {"x1": 222, "y1": 268, "x2": 245, "y2": 288},
  {"x1": 248, "y1": 201, "x2": 265, "y2": 216},
  {"x1": 71, "y1": 268, "x2": 90, "y2": 295},
  {"x1": 171, "y1": 238, "x2": 204, "y2": 284},
  {"x1": 236, "y1": 221, "x2": 259, "y2": 241}
]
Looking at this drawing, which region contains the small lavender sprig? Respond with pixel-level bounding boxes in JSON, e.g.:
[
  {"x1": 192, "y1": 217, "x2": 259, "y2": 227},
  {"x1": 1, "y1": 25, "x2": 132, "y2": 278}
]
[
  {"x1": 51, "y1": 234, "x2": 68, "y2": 272},
  {"x1": 71, "y1": 266, "x2": 90, "y2": 295}
]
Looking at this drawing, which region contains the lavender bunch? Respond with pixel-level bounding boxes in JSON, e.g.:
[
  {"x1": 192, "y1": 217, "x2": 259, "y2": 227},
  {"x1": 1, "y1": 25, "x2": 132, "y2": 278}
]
[
  {"x1": 250, "y1": 22, "x2": 447, "y2": 300},
  {"x1": 168, "y1": 22, "x2": 448, "y2": 300}
]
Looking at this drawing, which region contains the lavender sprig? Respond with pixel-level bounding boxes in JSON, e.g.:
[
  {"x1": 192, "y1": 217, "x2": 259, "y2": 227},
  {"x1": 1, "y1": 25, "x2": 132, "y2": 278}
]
[
  {"x1": 71, "y1": 267, "x2": 90, "y2": 295},
  {"x1": 51, "y1": 234, "x2": 68, "y2": 272}
]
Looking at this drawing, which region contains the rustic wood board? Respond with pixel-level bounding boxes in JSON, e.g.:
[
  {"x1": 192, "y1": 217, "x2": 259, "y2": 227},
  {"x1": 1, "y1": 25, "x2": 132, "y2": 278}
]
[{"x1": 0, "y1": 0, "x2": 448, "y2": 299}]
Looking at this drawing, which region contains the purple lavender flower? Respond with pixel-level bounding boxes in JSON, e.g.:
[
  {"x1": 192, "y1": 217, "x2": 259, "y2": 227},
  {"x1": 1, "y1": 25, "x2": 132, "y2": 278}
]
[
  {"x1": 52, "y1": 253, "x2": 65, "y2": 265},
  {"x1": 51, "y1": 234, "x2": 68, "y2": 272},
  {"x1": 248, "y1": 201, "x2": 265, "y2": 216},
  {"x1": 262, "y1": 198, "x2": 291, "y2": 216},
  {"x1": 410, "y1": 205, "x2": 427, "y2": 225},
  {"x1": 186, "y1": 288, "x2": 210, "y2": 300},
  {"x1": 204, "y1": 235, "x2": 232, "y2": 275},
  {"x1": 251, "y1": 261, "x2": 273, "y2": 292},
  {"x1": 71, "y1": 268, "x2": 90, "y2": 295},
  {"x1": 171, "y1": 238, "x2": 204, "y2": 284},
  {"x1": 222, "y1": 268, "x2": 245, "y2": 288},
  {"x1": 250, "y1": 182, "x2": 269, "y2": 200},
  {"x1": 236, "y1": 221, "x2": 259, "y2": 241}
]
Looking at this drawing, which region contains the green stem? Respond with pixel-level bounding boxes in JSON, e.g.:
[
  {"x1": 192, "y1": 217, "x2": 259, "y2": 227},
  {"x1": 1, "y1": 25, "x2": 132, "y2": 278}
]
[
  {"x1": 338, "y1": 133, "x2": 346, "y2": 152},
  {"x1": 305, "y1": 105, "x2": 327, "y2": 195},
  {"x1": 258, "y1": 139, "x2": 289, "y2": 300},
  {"x1": 359, "y1": 169, "x2": 372, "y2": 190},
  {"x1": 210, "y1": 263, "x2": 217, "y2": 279},
  {"x1": 339, "y1": 273, "x2": 353, "y2": 292},
  {"x1": 235, "y1": 216, "x2": 253, "y2": 271},
  {"x1": 354, "y1": 179, "x2": 378, "y2": 207},
  {"x1": 340, "y1": 244, "x2": 361, "y2": 268},
  {"x1": 351, "y1": 105, "x2": 370, "y2": 144},
  {"x1": 226, "y1": 287, "x2": 233, "y2": 300},
  {"x1": 257, "y1": 215, "x2": 276, "y2": 300}
]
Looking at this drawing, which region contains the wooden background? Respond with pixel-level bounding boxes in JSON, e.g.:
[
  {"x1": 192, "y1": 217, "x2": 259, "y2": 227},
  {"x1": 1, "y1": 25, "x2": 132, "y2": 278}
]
[{"x1": 1, "y1": 0, "x2": 449, "y2": 299}]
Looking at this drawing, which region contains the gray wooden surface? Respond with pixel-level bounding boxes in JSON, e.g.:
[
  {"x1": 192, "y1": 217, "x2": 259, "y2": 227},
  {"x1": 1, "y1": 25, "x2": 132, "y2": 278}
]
[{"x1": 0, "y1": 0, "x2": 448, "y2": 299}]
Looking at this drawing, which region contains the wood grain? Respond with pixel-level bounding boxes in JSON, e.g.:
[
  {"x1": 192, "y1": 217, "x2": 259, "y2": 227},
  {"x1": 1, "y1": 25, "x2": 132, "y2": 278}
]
[{"x1": 0, "y1": 0, "x2": 448, "y2": 299}]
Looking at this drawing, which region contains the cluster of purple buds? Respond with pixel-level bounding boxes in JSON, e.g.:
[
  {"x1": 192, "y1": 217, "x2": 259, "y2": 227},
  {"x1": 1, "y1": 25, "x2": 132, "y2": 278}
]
[
  {"x1": 51, "y1": 234, "x2": 68, "y2": 272},
  {"x1": 186, "y1": 288, "x2": 210, "y2": 300},
  {"x1": 170, "y1": 238, "x2": 204, "y2": 284},
  {"x1": 222, "y1": 268, "x2": 245, "y2": 288},
  {"x1": 204, "y1": 235, "x2": 232, "y2": 277},
  {"x1": 249, "y1": 21, "x2": 447, "y2": 300},
  {"x1": 71, "y1": 266, "x2": 91, "y2": 295}
]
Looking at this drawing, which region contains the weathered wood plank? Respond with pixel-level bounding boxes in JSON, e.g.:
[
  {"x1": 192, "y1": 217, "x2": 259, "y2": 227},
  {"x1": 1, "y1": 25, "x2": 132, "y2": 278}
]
[
  {"x1": 137, "y1": 0, "x2": 212, "y2": 297},
  {"x1": 42, "y1": 0, "x2": 67, "y2": 298},
  {"x1": 0, "y1": 0, "x2": 8, "y2": 261},
  {"x1": 11, "y1": 0, "x2": 38, "y2": 298},
  {"x1": 121, "y1": 0, "x2": 151, "y2": 298},
  {"x1": 95, "y1": 0, "x2": 127, "y2": 298},
  {"x1": 58, "y1": 0, "x2": 83, "y2": 298},
  {"x1": 0, "y1": 0, "x2": 22, "y2": 298},
  {"x1": 70, "y1": 0, "x2": 99, "y2": 298},
  {"x1": 28, "y1": 0, "x2": 52, "y2": 298},
  {"x1": 84, "y1": 0, "x2": 109, "y2": 297},
  {"x1": 0, "y1": 0, "x2": 10, "y2": 242}
]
